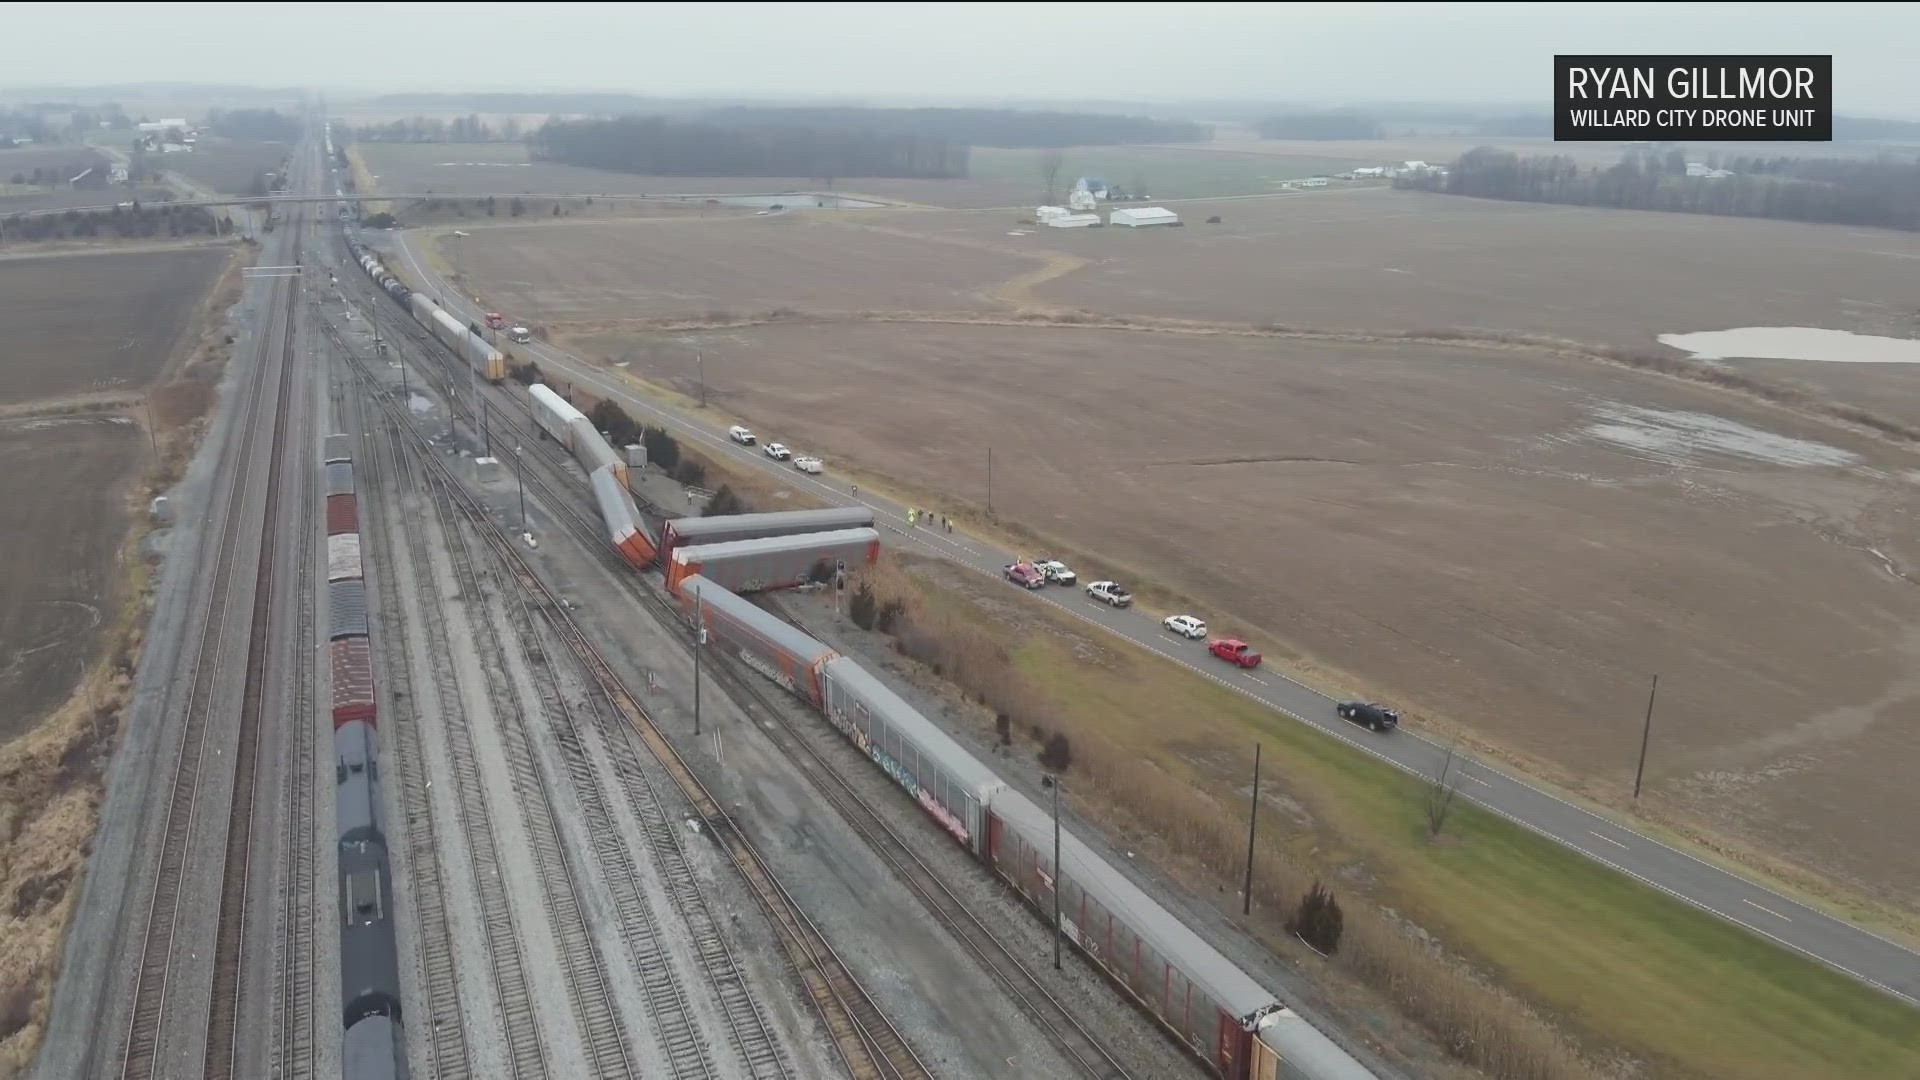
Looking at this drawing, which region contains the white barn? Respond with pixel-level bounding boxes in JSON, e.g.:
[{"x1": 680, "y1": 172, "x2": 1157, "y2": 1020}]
[
  {"x1": 1035, "y1": 205, "x2": 1070, "y2": 222},
  {"x1": 1109, "y1": 206, "x2": 1179, "y2": 228},
  {"x1": 1044, "y1": 213, "x2": 1102, "y2": 228}
]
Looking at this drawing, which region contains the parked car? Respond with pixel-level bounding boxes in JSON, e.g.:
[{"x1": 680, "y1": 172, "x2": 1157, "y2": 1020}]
[
  {"x1": 728, "y1": 425, "x2": 756, "y2": 445},
  {"x1": 793, "y1": 455, "x2": 824, "y2": 474},
  {"x1": 1086, "y1": 580, "x2": 1132, "y2": 607},
  {"x1": 1208, "y1": 638, "x2": 1262, "y2": 668},
  {"x1": 1033, "y1": 559, "x2": 1076, "y2": 585},
  {"x1": 764, "y1": 442, "x2": 792, "y2": 461},
  {"x1": 1162, "y1": 614, "x2": 1208, "y2": 639},
  {"x1": 1005, "y1": 562, "x2": 1046, "y2": 589},
  {"x1": 1337, "y1": 701, "x2": 1400, "y2": 732}
]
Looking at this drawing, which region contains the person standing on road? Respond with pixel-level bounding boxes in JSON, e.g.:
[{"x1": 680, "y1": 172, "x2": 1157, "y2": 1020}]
[{"x1": 945, "y1": 517, "x2": 952, "y2": 533}]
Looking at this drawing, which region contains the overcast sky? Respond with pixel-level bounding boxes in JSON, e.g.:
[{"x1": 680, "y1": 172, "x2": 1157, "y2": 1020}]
[{"x1": 6, "y1": 1, "x2": 1915, "y2": 113}]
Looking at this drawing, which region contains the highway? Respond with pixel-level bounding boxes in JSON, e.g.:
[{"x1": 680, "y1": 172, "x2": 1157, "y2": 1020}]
[{"x1": 387, "y1": 228, "x2": 1920, "y2": 1008}]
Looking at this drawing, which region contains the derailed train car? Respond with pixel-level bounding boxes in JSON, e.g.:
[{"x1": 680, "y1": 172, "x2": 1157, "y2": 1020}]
[
  {"x1": 675, "y1": 574, "x2": 838, "y2": 706},
  {"x1": 528, "y1": 384, "x2": 626, "y2": 485},
  {"x1": 671, "y1": 574, "x2": 1377, "y2": 1080},
  {"x1": 346, "y1": 232, "x2": 504, "y2": 382},
  {"x1": 590, "y1": 464, "x2": 658, "y2": 569},
  {"x1": 662, "y1": 506, "x2": 876, "y2": 561},
  {"x1": 666, "y1": 527, "x2": 879, "y2": 597}
]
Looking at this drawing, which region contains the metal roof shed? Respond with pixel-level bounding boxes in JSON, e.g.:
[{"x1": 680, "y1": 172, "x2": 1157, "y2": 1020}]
[{"x1": 1109, "y1": 206, "x2": 1180, "y2": 227}]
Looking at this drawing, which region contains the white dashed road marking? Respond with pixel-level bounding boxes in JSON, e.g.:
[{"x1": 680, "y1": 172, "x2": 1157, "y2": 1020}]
[{"x1": 1743, "y1": 898, "x2": 1793, "y2": 921}]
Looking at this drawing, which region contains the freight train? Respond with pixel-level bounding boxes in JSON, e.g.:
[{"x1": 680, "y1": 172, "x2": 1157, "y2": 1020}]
[
  {"x1": 669, "y1": 575, "x2": 1377, "y2": 1080},
  {"x1": 324, "y1": 433, "x2": 410, "y2": 1080},
  {"x1": 343, "y1": 232, "x2": 505, "y2": 382}
]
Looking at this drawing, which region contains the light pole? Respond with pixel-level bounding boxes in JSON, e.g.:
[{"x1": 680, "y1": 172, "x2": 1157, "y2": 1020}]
[
  {"x1": 1634, "y1": 674, "x2": 1659, "y2": 800},
  {"x1": 693, "y1": 587, "x2": 706, "y2": 737}
]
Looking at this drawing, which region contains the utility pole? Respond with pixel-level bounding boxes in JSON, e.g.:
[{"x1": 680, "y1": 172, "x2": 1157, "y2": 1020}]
[
  {"x1": 986, "y1": 447, "x2": 993, "y2": 516},
  {"x1": 697, "y1": 351, "x2": 707, "y2": 409},
  {"x1": 1045, "y1": 773, "x2": 1062, "y2": 970},
  {"x1": 514, "y1": 441, "x2": 529, "y2": 534},
  {"x1": 693, "y1": 588, "x2": 706, "y2": 737},
  {"x1": 1634, "y1": 673, "x2": 1659, "y2": 800},
  {"x1": 1243, "y1": 743, "x2": 1261, "y2": 915},
  {"x1": 142, "y1": 399, "x2": 159, "y2": 455}
]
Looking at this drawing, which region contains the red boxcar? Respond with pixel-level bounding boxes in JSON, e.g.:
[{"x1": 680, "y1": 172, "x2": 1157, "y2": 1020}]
[
  {"x1": 329, "y1": 636, "x2": 376, "y2": 728},
  {"x1": 326, "y1": 493, "x2": 359, "y2": 537}
]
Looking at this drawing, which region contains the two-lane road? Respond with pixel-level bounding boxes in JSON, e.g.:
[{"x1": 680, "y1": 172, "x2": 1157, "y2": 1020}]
[{"x1": 387, "y1": 229, "x2": 1920, "y2": 1008}]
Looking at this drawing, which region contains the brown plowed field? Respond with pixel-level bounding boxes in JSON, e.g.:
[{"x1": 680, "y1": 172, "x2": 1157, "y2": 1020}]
[
  {"x1": 440, "y1": 215, "x2": 1036, "y2": 322},
  {"x1": 570, "y1": 319, "x2": 1920, "y2": 902},
  {"x1": 0, "y1": 247, "x2": 229, "y2": 406},
  {"x1": 0, "y1": 415, "x2": 140, "y2": 741}
]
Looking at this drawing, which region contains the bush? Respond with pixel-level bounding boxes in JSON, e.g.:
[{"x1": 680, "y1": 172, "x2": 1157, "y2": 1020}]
[
  {"x1": 1287, "y1": 880, "x2": 1344, "y2": 955},
  {"x1": 1039, "y1": 732, "x2": 1072, "y2": 772},
  {"x1": 642, "y1": 427, "x2": 681, "y2": 472},
  {"x1": 848, "y1": 583, "x2": 877, "y2": 630},
  {"x1": 705, "y1": 484, "x2": 746, "y2": 516},
  {"x1": 809, "y1": 559, "x2": 835, "y2": 585},
  {"x1": 362, "y1": 211, "x2": 397, "y2": 229},
  {"x1": 674, "y1": 459, "x2": 707, "y2": 487},
  {"x1": 875, "y1": 598, "x2": 906, "y2": 634},
  {"x1": 509, "y1": 360, "x2": 544, "y2": 385},
  {"x1": 588, "y1": 398, "x2": 641, "y2": 447}
]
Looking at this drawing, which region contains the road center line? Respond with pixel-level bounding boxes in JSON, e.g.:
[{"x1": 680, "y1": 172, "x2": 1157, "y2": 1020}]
[
  {"x1": 1743, "y1": 898, "x2": 1793, "y2": 921},
  {"x1": 1244, "y1": 674, "x2": 1270, "y2": 687},
  {"x1": 1587, "y1": 830, "x2": 1629, "y2": 849},
  {"x1": 1466, "y1": 773, "x2": 1493, "y2": 787}
]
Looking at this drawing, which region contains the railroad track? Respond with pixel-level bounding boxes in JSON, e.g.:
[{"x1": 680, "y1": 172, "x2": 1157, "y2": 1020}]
[
  {"x1": 348, "y1": 375, "x2": 475, "y2": 1080},
  {"x1": 367, "y1": 298, "x2": 1127, "y2": 1079},
  {"x1": 115, "y1": 228, "x2": 302, "y2": 1080},
  {"x1": 329, "y1": 315, "x2": 925, "y2": 1080}
]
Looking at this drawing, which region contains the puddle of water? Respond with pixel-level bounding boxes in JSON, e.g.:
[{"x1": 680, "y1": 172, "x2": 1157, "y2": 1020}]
[
  {"x1": 1585, "y1": 402, "x2": 1859, "y2": 468},
  {"x1": 1659, "y1": 327, "x2": 1920, "y2": 364}
]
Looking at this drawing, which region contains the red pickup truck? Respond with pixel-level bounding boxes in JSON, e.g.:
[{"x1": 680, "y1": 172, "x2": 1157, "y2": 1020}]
[{"x1": 1209, "y1": 638, "x2": 1262, "y2": 668}]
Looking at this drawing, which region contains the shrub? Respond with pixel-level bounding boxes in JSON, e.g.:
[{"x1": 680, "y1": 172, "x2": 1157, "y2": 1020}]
[
  {"x1": 875, "y1": 598, "x2": 906, "y2": 634},
  {"x1": 1288, "y1": 880, "x2": 1344, "y2": 955},
  {"x1": 705, "y1": 483, "x2": 745, "y2": 515},
  {"x1": 642, "y1": 427, "x2": 681, "y2": 472},
  {"x1": 362, "y1": 211, "x2": 397, "y2": 229},
  {"x1": 1039, "y1": 732, "x2": 1072, "y2": 772},
  {"x1": 809, "y1": 559, "x2": 835, "y2": 585},
  {"x1": 588, "y1": 398, "x2": 641, "y2": 447},
  {"x1": 674, "y1": 459, "x2": 707, "y2": 487},
  {"x1": 848, "y1": 583, "x2": 877, "y2": 630}
]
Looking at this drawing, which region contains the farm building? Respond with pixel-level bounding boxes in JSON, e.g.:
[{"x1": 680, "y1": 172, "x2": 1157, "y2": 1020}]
[
  {"x1": 1109, "y1": 206, "x2": 1179, "y2": 228},
  {"x1": 1068, "y1": 188, "x2": 1098, "y2": 211},
  {"x1": 1045, "y1": 213, "x2": 1102, "y2": 229},
  {"x1": 1035, "y1": 205, "x2": 1070, "y2": 223},
  {"x1": 1074, "y1": 176, "x2": 1111, "y2": 199}
]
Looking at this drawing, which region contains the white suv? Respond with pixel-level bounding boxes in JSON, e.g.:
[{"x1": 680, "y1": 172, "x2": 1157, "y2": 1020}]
[
  {"x1": 763, "y1": 442, "x2": 792, "y2": 460},
  {"x1": 729, "y1": 425, "x2": 756, "y2": 445},
  {"x1": 1163, "y1": 614, "x2": 1208, "y2": 639}
]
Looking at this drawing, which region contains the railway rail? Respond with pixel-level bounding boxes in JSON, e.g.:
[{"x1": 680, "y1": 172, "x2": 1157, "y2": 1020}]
[
  {"x1": 329, "y1": 310, "x2": 925, "y2": 1080},
  {"x1": 115, "y1": 228, "x2": 302, "y2": 1080},
  {"x1": 346, "y1": 265, "x2": 1132, "y2": 1080}
]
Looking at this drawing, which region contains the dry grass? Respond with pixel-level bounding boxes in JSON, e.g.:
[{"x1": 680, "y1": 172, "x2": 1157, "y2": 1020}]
[{"x1": 851, "y1": 557, "x2": 1610, "y2": 1080}]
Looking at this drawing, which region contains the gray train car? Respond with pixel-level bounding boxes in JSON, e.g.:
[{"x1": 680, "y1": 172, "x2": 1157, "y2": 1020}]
[
  {"x1": 427, "y1": 306, "x2": 506, "y2": 383},
  {"x1": 327, "y1": 534, "x2": 363, "y2": 584},
  {"x1": 677, "y1": 575, "x2": 837, "y2": 706},
  {"x1": 666, "y1": 527, "x2": 879, "y2": 597},
  {"x1": 335, "y1": 719, "x2": 407, "y2": 1077},
  {"x1": 342, "y1": 1016, "x2": 407, "y2": 1080},
  {"x1": 818, "y1": 656, "x2": 1005, "y2": 852},
  {"x1": 1252, "y1": 1009, "x2": 1377, "y2": 1080},
  {"x1": 663, "y1": 506, "x2": 876, "y2": 559},
  {"x1": 528, "y1": 384, "x2": 586, "y2": 448},
  {"x1": 329, "y1": 579, "x2": 370, "y2": 641},
  {"x1": 986, "y1": 788, "x2": 1283, "y2": 1078},
  {"x1": 326, "y1": 461, "x2": 355, "y2": 497},
  {"x1": 590, "y1": 464, "x2": 656, "y2": 568},
  {"x1": 568, "y1": 416, "x2": 625, "y2": 484},
  {"x1": 325, "y1": 432, "x2": 353, "y2": 464}
]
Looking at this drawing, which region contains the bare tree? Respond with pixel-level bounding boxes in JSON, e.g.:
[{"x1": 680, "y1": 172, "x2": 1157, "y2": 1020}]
[
  {"x1": 1040, "y1": 148, "x2": 1065, "y2": 203},
  {"x1": 1425, "y1": 737, "x2": 1463, "y2": 838}
]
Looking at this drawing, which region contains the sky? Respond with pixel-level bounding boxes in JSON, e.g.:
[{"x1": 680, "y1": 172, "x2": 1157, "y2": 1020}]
[{"x1": 5, "y1": 1, "x2": 1916, "y2": 114}]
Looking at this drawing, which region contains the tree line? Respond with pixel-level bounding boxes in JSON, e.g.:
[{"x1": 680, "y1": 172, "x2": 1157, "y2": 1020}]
[
  {"x1": 1256, "y1": 111, "x2": 1385, "y2": 139},
  {"x1": 1, "y1": 203, "x2": 234, "y2": 242},
  {"x1": 697, "y1": 106, "x2": 1206, "y2": 148},
  {"x1": 207, "y1": 108, "x2": 300, "y2": 142},
  {"x1": 351, "y1": 114, "x2": 524, "y2": 143},
  {"x1": 1397, "y1": 146, "x2": 1920, "y2": 231},
  {"x1": 529, "y1": 116, "x2": 968, "y2": 179}
]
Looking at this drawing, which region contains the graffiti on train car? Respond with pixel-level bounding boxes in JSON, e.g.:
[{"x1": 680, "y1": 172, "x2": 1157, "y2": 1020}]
[
  {"x1": 734, "y1": 647, "x2": 800, "y2": 698},
  {"x1": 844, "y1": 720, "x2": 970, "y2": 846}
]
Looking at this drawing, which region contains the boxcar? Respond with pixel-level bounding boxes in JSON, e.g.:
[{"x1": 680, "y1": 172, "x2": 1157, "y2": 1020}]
[
  {"x1": 987, "y1": 788, "x2": 1280, "y2": 1079},
  {"x1": 1251, "y1": 1009, "x2": 1376, "y2": 1080},
  {"x1": 569, "y1": 417, "x2": 626, "y2": 484},
  {"x1": 677, "y1": 575, "x2": 837, "y2": 707},
  {"x1": 327, "y1": 533, "x2": 363, "y2": 584},
  {"x1": 818, "y1": 656, "x2": 1004, "y2": 852},
  {"x1": 329, "y1": 579, "x2": 370, "y2": 641},
  {"x1": 663, "y1": 506, "x2": 876, "y2": 559},
  {"x1": 590, "y1": 464, "x2": 657, "y2": 568},
  {"x1": 324, "y1": 432, "x2": 353, "y2": 464},
  {"x1": 326, "y1": 493, "x2": 359, "y2": 537},
  {"x1": 329, "y1": 637, "x2": 376, "y2": 727},
  {"x1": 528, "y1": 384, "x2": 586, "y2": 448},
  {"x1": 667, "y1": 527, "x2": 879, "y2": 597},
  {"x1": 325, "y1": 461, "x2": 355, "y2": 498}
]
